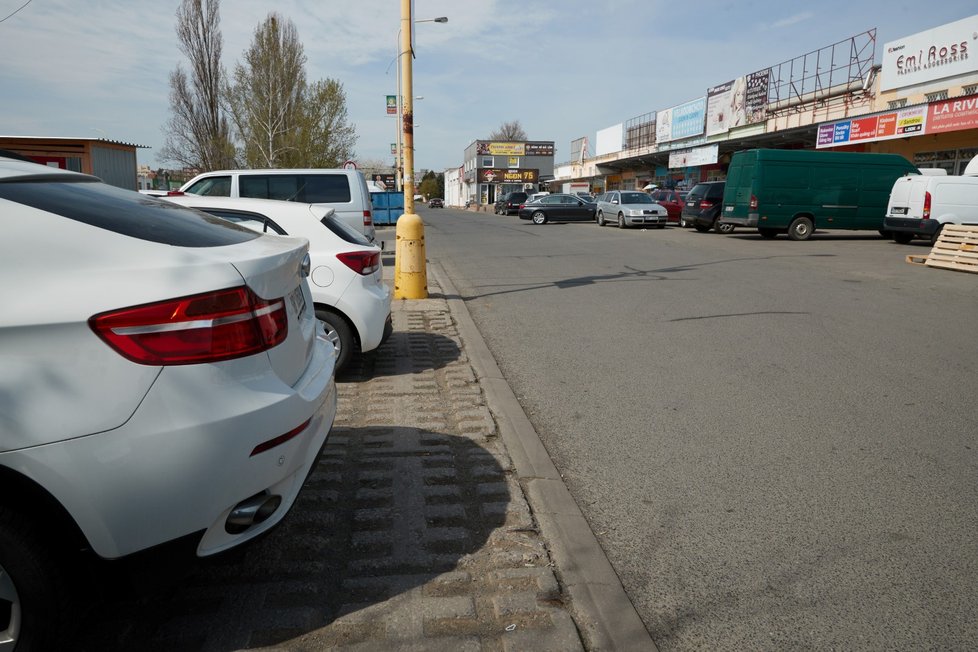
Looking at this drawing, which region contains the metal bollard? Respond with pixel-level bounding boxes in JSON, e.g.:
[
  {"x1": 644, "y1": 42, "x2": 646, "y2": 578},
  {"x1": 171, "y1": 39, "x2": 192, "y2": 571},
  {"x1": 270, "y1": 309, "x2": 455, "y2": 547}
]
[{"x1": 393, "y1": 212, "x2": 428, "y2": 299}]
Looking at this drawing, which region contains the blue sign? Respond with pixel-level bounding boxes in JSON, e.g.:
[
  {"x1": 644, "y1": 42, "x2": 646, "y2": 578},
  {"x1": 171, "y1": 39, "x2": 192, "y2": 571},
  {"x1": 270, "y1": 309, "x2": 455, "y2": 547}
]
[{"x1": 671, "y1": 98, "x2": 707, "y2": 140}]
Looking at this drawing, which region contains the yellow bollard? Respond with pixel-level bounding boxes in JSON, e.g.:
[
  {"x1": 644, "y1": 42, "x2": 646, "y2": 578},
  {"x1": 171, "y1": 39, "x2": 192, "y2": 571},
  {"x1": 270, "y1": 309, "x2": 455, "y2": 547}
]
[{"x1": 393, "y1": 211, "x2": 428, "y2": 299}]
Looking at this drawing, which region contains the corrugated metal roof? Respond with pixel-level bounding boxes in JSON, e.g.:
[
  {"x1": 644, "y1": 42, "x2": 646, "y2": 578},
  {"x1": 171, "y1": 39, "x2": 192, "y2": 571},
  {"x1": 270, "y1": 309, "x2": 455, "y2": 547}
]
[{"x1": 0, "y1": 135, "x2": 149, "y2": 148}]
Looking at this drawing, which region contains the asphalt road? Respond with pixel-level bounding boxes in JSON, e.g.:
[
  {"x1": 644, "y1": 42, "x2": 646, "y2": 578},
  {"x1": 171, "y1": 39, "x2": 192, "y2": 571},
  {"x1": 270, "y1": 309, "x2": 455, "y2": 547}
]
[{"x1": 413, "y1": 206, "x2": 978, "y2": 650}]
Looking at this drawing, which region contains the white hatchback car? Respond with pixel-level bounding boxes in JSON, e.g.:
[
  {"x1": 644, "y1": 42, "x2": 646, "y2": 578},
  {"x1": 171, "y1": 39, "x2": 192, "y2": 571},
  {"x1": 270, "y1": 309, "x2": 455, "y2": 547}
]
[
  {"x1": 0, "y1": 157, "x2": 337, "y2": 649},
  {"x1": 163, "y1": 195, "x2": 393, "y2": 371}
]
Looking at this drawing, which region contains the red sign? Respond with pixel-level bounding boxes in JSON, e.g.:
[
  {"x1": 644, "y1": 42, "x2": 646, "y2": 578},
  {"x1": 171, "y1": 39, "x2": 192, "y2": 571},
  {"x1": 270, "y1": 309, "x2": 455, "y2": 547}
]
[
  {"x1": 849, "y1": 116, "x2": 880, "y2": 141},
  {"x1": 926, "y1": 96, "x2": 978, "y2": 135}
]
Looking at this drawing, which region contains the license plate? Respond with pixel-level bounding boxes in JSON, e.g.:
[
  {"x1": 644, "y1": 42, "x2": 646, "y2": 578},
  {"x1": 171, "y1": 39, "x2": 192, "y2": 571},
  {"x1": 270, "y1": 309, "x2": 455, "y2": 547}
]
[
  {"x1": 288, "y1": 285, "x2": 307, "y2": 317},
  {"x1": 891, "y1": 207, "x2": 908, "y2": 215}
]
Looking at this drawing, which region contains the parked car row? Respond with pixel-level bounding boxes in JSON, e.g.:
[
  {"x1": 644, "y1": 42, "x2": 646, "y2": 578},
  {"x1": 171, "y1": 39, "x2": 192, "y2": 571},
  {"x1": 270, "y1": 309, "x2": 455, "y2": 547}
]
[{"x1": 1, "y1": 156, "x2": 352, "y2": 649}]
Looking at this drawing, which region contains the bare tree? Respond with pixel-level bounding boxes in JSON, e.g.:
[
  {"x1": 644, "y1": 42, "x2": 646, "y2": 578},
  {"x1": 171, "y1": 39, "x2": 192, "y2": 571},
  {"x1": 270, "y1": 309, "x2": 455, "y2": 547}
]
[
  {"x1": 488, "y1": 120, "x2": 528, "y2": 141},
  {"x1": 159, "y1": 0, "x2": 235, "y2": 170}
]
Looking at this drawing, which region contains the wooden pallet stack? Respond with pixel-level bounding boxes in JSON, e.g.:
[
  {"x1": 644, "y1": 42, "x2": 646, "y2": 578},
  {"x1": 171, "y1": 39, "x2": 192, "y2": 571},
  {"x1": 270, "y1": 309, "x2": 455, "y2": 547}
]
[{"x1": 905, "y1": 224, "x2": 978, "y2": 274}]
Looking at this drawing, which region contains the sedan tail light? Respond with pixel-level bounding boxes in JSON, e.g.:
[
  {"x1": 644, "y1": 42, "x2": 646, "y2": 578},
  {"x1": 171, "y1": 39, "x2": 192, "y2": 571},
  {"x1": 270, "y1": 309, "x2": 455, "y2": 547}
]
[
  {"x1": 336, "y1": 250, "x2": 381, "y2": 275},
  {"x1": 90, "y1": 286, "x2": 287, "y2": 365},
  {"x1": 922, "y1": 191, "x2": 931, "y2": 220}
]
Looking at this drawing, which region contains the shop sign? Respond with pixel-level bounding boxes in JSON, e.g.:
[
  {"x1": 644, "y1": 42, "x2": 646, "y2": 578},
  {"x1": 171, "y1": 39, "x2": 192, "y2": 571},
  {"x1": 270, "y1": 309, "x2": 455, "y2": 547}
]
[
  {"x1": 525, "y1": 142, "x2": 555, "y2": 156},
  {"x1": 478, "y1": 168, "x2": 538, "y2": 183},
  {"x1": 668, "y1": 144, "x2": 719, "y2": 169},
  {"x1": 477, "y1": 142, "x2": 525, "y2": 156},
  {"x1": 817, "y1": 105, "x2": 927, "y2": 148},
  {"x1": 881, "y1": 14, "x2": 978, "y2": 91},
  {"x1": 926, "y1": 96, "x2": 978, "y2": 134},
  {"x1": 744, "y1": 69, "x2": 770, "y2": 124},
  {"x1": 657, "y1": 98, "x2": 707, "y2": 143},
  {"x1": 386, "y1": 95, "x2": 397, "y2": 115}
]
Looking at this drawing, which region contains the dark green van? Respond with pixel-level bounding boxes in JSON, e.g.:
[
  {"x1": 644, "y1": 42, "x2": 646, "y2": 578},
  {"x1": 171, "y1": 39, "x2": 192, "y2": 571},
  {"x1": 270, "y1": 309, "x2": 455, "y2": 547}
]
[{"x1": 720, "y1": 149, "x2": 918, "y2": 240}]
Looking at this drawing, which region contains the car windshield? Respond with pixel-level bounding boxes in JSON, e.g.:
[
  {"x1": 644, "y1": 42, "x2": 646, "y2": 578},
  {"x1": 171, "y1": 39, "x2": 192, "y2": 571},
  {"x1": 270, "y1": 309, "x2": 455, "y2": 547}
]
[{"x1": 621, "y1": 192, "x2": 653, "y2": 204}]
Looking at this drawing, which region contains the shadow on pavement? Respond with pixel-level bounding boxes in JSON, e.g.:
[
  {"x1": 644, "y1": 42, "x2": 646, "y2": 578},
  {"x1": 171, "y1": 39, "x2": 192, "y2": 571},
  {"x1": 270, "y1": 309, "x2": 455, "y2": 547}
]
[
  {"x1": 76, "y1": 426, "x2": 509, "y2": 651},
  {"x1": 339, "y1": 330, "x2": 461, "y2": 383}
]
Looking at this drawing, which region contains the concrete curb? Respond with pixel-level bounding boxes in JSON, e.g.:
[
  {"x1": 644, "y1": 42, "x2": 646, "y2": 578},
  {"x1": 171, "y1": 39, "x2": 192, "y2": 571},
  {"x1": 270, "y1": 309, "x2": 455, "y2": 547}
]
[{"x1": 429, "y1": 260, "x2": 657, "y2": 652}]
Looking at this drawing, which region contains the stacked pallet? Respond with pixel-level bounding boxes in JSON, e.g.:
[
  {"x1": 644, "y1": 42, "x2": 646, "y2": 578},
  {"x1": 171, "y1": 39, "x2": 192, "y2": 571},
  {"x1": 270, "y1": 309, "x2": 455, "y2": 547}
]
[{"x1": 905, "y1": 224, "x2": 978, "y2": 274}]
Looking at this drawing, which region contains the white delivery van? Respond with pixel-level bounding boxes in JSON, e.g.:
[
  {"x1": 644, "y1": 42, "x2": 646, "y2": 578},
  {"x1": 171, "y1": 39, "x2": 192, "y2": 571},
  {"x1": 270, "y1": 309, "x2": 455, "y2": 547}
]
[
  {"x1": 180, "y1": 168, "x2": 377, "y2": 243},
  {"x1": 884, "y1": 160, "x2": 978, "y2": 244}
]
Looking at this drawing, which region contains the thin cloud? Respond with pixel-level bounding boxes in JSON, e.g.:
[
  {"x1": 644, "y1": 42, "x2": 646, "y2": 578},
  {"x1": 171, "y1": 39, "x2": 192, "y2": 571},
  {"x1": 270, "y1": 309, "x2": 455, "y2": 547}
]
[{"x1": 769, "y1": 12, "x2": 815, "y2": 30}]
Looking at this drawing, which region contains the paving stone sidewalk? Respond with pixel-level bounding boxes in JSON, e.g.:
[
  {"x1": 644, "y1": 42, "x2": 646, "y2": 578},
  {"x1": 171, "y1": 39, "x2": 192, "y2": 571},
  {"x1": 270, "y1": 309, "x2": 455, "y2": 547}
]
[{"x1": 77, "y1": 274, "x2": 585, "y2": 651}]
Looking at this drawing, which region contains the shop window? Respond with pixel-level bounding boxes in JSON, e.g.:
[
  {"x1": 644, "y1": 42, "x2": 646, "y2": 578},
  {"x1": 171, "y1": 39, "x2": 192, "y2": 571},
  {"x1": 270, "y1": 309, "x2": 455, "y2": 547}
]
[
  {"x1": 925, "y1": 90, "x2": 948, "y2": 102},
  {"x1": 481, "y1": 157, "x2": 494, "y2": 167},
  {"x1": 963, "y1": 84, "x2": 978, "y2": 96},
  {"x1": 887, "y1": 99, "x2": 907, "y2": 109}
]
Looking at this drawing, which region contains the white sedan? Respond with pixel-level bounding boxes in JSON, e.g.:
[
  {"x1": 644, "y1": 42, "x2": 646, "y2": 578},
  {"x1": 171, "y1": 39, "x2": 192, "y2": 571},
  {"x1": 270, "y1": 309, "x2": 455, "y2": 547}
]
[
  {"x1": 0, "y1": 157, "x2": 337, "y2": 649},
  {"x1": 163, "y1": 195, "x2": 393, "y2": 371}
]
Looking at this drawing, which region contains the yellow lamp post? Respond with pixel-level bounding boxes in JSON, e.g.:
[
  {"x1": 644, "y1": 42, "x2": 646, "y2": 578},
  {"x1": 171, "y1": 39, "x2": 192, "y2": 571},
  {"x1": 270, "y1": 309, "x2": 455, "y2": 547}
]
[{"x1": 393, "y1": 4, "x2": 445, "y2": 299}]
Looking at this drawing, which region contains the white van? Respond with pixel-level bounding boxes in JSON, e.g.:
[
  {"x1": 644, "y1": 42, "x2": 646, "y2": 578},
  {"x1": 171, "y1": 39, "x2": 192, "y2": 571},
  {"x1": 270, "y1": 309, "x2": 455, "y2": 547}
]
[
  {"x1": 180, "y1": 168, "x2": 377, "y2": 243},
  {"x1": 884, "y1": 161, "x2": 978, "y2": 244}
]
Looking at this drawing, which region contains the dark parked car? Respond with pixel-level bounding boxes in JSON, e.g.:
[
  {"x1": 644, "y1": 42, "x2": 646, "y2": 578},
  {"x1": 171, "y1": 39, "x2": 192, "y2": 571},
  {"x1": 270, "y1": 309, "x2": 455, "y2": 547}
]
[
  {"x1": 649, "y1": 189, "x2": 687, "y2": 225},
  {"x1": 518, "y1": 193, "x2": 596, "y2": 224},
  {"x1": 494, "y1": 191, "x2": 528, "y2": 215},
  {"x1": 682, "y1": 182, "x2": 732, "y2": 233},
  {"x1": 428, "y1": 197, "x2": 444, "y2": 208}
]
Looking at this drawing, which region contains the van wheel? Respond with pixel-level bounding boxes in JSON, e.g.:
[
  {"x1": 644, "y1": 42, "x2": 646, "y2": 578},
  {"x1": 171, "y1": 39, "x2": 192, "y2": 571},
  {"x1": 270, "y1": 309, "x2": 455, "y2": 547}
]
[
  {"x1": 0, "y1": 509, "x2": 75, "y2": 652},
  {"x1": 892, "y1": 232, "x2": 914, "y2": 244},
  {"x1": 759, "y1": 228, "x2": 778, "y2": 239},
  {"x1": 788, "y1": 216, "x2": 813, "y2": 241},
  {"x1": 316, "y1": 308, "x2": 355, "y2": 372},
  {"x1": 596, "y1": 211, "x2": 605, "y2": 226}
]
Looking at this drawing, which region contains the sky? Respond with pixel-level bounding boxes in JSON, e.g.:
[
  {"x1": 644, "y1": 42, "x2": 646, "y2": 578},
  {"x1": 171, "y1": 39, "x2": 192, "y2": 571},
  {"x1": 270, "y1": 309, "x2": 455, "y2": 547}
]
[{"x1": 1, "y1": 0, "x2": 976, "y2": 173}]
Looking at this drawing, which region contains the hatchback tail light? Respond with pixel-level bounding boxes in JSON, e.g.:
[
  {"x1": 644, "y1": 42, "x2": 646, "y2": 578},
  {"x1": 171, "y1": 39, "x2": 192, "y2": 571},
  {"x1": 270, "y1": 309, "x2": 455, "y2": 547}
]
[
  {"x1": 749, "y1": 194, "x2": 758, "y2": 210},
  {"x1": 336, "y1": 250, "x2": 381, "y2": 275},
  {"x1": 90, "y1": 286, "x2": 287, "y2": 365},
  {"x1": 922, "y1": 191, "x2": 931, "y2": 220}
]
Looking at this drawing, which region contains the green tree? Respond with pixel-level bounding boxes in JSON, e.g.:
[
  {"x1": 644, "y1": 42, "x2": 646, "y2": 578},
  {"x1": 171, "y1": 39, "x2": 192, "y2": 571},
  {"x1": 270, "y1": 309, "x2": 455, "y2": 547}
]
[
  {"x1": 224, "y1": 13, "x2": 357, "y2": 168},
  {"x1": 418, "y1": 170, "x2": 444, "y2": 199}
]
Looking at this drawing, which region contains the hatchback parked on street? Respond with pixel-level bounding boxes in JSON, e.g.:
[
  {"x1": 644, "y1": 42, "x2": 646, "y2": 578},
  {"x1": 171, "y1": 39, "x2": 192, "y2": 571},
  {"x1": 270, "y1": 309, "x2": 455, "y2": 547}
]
[
  {"x1": 164, "y1": 195, "x2": 392, "y2": 372},
  {"x1": 682, "y1": 181, "x2": 732, "y2": 233},
  {"x1": 595, "y1": 191, "x2": 669, "y2": 228},
  {"x1": 649, "y1": 189, "x2": 687, "y2": 224},
  {"x1": 0, "y1": 157, "x2": 337, "y2": 650}
]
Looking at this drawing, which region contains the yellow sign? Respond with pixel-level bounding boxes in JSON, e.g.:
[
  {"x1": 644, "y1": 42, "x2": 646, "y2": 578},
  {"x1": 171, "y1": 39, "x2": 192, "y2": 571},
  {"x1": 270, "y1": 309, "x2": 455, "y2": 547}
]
[{"x1": 488, "y1": 143, "x2": 526, "y2": 156}]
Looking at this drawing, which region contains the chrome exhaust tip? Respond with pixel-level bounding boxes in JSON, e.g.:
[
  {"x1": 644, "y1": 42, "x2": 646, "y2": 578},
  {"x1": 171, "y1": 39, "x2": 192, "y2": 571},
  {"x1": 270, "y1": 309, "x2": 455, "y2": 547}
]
[{"x1": 225, "y1": 493, "x2": 282, "y2": 534}]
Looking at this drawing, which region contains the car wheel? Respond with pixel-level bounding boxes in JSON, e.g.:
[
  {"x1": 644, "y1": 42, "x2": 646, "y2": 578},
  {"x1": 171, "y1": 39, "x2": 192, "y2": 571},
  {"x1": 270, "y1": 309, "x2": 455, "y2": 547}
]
[
  {"x1": 0, "y1": 509, "x2": 74, "y2": 652},
  {"x1": 892, "y1": 232, "x2": 914, "y2": 244},
  {"x1": 596, "y1": 211, "x2": 605, "y2": 227},
  {"x1": 694, "y1": 223, "x2": 711, "y2": 233},
  {"x1": 787, "y1": 216, "x2": 814, "y2": 241},
  {"x1": 617, "y1": 213, "x2": 626, "y2": 229},
  {"x1": 716, "y1": 220, "x2": 735, "y2": 234},
  {"x1": 758, "y1": 228, "x2": 778, "y2": 239},
  {"x1": 679, "y1": 217, "x2": 688, "y2": 227},
  {"x1": 315, "y1": 308, "x2": 355, "y2": 372}
]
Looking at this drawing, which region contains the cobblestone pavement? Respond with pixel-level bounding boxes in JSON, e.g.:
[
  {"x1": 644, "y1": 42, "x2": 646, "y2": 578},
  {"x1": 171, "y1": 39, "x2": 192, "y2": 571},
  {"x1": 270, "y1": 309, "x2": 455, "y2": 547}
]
[{"x1": 77, "y1": 277, "x2": 585, "y2": 651}]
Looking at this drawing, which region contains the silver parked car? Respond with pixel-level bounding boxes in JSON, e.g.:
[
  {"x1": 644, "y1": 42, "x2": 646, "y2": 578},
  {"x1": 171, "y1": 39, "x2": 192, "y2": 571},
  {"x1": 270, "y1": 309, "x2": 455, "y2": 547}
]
[{"x1": 595, "y1": 191, "x2": 669, "y2": 229}]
